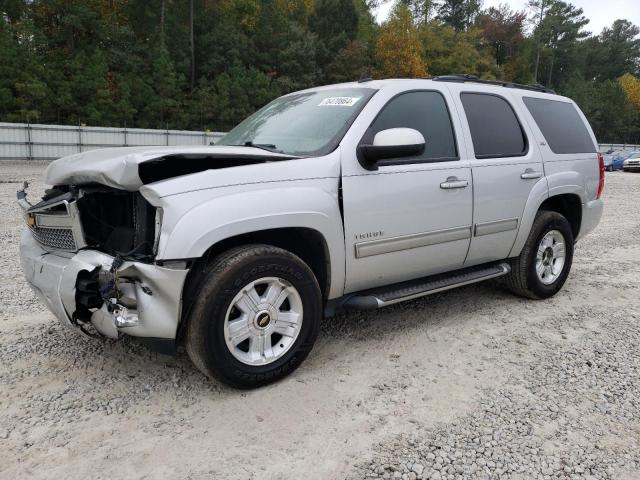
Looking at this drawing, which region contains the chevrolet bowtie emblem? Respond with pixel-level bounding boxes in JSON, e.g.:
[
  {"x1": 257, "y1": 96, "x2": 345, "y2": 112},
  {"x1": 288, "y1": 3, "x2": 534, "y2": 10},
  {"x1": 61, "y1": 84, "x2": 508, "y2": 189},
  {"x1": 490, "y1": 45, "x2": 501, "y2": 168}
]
[{"x1": 257, "y1": 312, "x2": 271, "y2": 328}]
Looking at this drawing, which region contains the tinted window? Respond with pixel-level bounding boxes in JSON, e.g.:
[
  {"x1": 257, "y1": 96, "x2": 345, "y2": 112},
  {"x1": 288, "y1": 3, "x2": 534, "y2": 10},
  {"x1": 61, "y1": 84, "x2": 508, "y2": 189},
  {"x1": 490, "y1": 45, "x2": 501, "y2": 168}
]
[
  {"x1": 366, "y1": 91, "x2": 457, "y2": 161},
  {"x1": 523, "y1": 97, "x2": 596, "y2": 154},
  {"x1": 461, "y1": 93, "x2": 527, "y2": 158}
]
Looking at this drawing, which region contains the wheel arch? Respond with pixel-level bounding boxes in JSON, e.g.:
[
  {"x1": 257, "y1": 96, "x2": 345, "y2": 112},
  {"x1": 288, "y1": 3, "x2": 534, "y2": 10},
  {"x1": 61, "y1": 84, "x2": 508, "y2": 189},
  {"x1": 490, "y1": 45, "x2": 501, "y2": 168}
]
[
  {"x1": 177, "y1": 227, "x2": 332, "y2": 343},
  {"x1": 538, "y1": 193, "x2": 582, "y2": 239},
  {"x1": 509, "y1": 181, "x2": 584, "y2": 258}
]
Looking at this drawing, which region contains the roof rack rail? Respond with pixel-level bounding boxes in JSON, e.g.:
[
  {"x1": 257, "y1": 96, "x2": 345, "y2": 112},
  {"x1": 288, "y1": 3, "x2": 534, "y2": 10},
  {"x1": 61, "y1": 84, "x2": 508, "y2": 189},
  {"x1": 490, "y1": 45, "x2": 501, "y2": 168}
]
[{"x1": 431, "y1": 74, "x2": 556, "y2": 94}]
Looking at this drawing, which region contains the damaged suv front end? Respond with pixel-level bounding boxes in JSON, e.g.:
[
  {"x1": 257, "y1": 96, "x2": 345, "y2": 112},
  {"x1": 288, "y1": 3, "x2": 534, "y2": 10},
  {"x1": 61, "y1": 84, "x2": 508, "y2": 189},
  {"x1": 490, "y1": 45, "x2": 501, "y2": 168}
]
[
  {"x1": 16, "y1": 142, "x2": 304, "y2": 353},
  {"x1": 17, "y1": 161, "x2": 189, "y2": 353}
]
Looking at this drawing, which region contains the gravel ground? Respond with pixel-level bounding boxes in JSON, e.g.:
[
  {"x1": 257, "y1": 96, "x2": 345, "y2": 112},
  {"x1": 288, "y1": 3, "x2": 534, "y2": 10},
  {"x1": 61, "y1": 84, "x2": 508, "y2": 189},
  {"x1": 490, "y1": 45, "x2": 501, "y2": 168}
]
[{"x1": 0, "y1": 162, "x2": 639, "y2": 480}]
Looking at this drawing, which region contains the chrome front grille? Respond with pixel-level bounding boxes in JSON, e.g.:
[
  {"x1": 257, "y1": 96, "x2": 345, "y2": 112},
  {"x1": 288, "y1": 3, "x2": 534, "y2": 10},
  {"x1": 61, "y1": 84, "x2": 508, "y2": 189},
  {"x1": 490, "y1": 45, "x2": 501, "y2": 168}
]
[
  {"x1": 25, "y1": 196, "x2": 86, "y2": 252},
  {"x1": 28, "y1": 225, "x2": 77, "y2": 250}
]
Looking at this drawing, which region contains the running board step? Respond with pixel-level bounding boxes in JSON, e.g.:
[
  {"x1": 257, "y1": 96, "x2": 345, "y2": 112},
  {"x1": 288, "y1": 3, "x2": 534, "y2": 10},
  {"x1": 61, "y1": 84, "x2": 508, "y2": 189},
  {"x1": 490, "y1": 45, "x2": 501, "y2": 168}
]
[{"x1": 342, "y1": 262, "x2": 511, "y2": 310}]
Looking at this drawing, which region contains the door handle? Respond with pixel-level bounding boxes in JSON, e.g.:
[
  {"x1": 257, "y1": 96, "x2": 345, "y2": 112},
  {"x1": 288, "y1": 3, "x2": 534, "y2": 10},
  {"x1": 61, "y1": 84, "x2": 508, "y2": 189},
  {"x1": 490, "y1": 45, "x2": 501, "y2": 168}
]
[
  {"x1": 521, "y1": 169, "x2": 542, "y2": 180},
  {"x1": 440, "y1": 177, "x2": 469, "y2": 189}
]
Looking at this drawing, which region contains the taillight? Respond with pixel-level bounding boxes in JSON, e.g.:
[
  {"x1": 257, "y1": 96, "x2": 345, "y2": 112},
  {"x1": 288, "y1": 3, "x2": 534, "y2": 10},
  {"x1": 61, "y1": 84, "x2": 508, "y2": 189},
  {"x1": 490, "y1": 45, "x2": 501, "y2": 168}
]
[{"x1": 597, "y1": 152, "x2": 605, "y2": 199}]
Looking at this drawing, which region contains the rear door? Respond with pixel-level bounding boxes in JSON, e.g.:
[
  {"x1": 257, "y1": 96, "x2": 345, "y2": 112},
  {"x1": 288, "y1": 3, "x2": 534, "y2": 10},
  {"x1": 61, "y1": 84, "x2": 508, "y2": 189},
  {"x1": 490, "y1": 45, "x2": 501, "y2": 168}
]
[
  {"x1": 341, "y1": 87, "x2": 473, "y2": 293},
  {"x1": 518, "y1": 96, "x2": 600, "y2": 201},
  {"x1": 447, "y1": 85, "x2": 545, "y2": 266}
]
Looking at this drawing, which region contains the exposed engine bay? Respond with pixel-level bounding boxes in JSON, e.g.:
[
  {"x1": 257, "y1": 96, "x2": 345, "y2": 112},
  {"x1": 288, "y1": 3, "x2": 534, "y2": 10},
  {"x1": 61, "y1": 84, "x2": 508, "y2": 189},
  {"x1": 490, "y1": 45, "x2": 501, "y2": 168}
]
[
  {"x1": 138, "y1": 153, "x2": 292, "y2": 184},
  {"x1": 28, "y1": 184, "x2": 159, "y2": 259}
]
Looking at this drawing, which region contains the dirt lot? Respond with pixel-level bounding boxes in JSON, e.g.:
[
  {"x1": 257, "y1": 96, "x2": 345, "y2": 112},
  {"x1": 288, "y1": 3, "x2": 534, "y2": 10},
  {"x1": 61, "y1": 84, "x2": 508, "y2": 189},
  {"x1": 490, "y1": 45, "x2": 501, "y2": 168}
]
[{"x1": 1, "y1": 161, "x2": 639, "y2": 480}]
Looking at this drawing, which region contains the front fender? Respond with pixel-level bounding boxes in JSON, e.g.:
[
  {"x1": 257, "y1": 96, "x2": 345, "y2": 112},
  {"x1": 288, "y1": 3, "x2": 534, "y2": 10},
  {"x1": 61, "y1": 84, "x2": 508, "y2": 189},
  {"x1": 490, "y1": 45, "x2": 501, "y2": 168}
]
[{"x1": 158, "y1": 184, "x2": 346, "y2": 299}]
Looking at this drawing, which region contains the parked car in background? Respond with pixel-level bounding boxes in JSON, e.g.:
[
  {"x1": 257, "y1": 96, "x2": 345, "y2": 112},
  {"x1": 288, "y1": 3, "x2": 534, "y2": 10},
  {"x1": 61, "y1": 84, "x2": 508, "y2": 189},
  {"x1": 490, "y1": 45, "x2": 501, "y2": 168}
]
[
  {"x1": 611, "y1": 151, "x2": 640, "y2": 170},
  {"x1": 623, "y1": 152, "x2": 640, "y2": 172},
  {"x1": 603, "y1": 153, "x2": 615, "y2": 171}
]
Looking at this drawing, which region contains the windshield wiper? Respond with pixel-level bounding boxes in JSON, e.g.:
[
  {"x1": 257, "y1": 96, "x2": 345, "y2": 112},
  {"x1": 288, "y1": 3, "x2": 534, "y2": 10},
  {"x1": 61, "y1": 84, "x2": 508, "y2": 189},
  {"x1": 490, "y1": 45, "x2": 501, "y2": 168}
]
[{"x1": 237, "y1": 141, "x2": 281, "y2": 153}]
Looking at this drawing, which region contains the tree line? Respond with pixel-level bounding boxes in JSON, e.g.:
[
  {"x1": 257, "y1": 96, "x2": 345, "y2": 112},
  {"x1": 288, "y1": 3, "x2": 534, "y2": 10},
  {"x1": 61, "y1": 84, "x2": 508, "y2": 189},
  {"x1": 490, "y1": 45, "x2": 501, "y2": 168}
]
[{"x1": 0, "y1": 0, "x2": 639, "y2": 143}]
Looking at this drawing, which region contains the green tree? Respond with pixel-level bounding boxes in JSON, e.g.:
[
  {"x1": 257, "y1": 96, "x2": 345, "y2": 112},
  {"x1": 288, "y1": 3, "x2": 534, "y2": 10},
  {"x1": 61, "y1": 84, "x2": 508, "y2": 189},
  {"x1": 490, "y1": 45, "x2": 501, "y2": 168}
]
[
  {"x1": 437, "y1": 0, "x2": 482, "y2": 32},
  {"x1": 139, "y1": 42, "x2": 182, "y2": 127},
  {"x1": 421, "y1": 21, "x2": 500, "y2": 78},
  {"x1": 188, "y1": 63, "x2": 279, "y2": 130},
  {"x1": 560, "y1": 78, "x2": 640, "y2": 144},
  {"x1": 0, "y1": 0, "x2": 638, "y2": 137},
  {"x1": 353, "y1": 0, "x2": 378, "y2": 43},
  {"x1": 399, "y1": 0, "x2": 436, "y2": 25},
  {"x1": 535, "y1": 1, "x2": 589, "y2": 86},
  {"x1": 252, "y1": 0, "x2": 319, "y2": 92},
  {"x1": 588, "y1": 20, "x2": 640, "y2": 80},
  {"x1": 309, "y1": 0, "x2": 359, "y2": 80},
  {"x1": 475, "y1": 5, "x2": 526, "y2": 69},
  {"x1": 0, "y1": 12, "x2": 48, "y2": 122},
  {"x1": 326, "y1": 40, "x2": 372, "y2": 82}
]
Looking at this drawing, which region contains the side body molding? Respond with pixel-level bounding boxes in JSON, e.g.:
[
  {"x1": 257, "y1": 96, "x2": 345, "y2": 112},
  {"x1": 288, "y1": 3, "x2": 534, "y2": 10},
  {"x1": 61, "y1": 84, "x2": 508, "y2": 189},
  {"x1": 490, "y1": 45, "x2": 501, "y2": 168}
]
[
  {"x1": 154, "y1": 182, "x2": 346, "y2": 299},
  {"x1": 475, "y1": 218, "x2": 518, "y2": 237},
  {"x1": 355, "y1": 226, "x2": 471, "y2": 259}
]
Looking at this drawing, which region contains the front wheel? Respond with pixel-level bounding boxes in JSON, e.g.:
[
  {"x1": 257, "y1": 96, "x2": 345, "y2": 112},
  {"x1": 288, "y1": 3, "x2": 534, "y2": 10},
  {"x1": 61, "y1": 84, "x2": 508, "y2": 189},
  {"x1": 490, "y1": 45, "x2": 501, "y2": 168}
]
[
  {"x1": 504, "y1": 210, "x2": 574, "y2": 299},
  {"x1": 185, "y1": 244, "x2": 322, "y2": 388}
]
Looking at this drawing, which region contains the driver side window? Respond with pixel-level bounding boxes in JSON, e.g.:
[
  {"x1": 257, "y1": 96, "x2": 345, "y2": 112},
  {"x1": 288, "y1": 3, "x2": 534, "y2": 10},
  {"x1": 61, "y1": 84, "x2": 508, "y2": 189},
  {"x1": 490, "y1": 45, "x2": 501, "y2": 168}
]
[{"x1": 364, "y1": 91, "x2": 458, "y2": 163}]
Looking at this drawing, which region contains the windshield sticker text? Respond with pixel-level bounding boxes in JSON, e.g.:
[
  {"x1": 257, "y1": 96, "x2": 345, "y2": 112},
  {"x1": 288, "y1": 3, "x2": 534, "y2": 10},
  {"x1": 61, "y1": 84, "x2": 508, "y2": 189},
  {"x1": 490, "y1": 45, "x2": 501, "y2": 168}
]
[{"x1": 319, "y1": 97, "x2": 361, "y2": 107}]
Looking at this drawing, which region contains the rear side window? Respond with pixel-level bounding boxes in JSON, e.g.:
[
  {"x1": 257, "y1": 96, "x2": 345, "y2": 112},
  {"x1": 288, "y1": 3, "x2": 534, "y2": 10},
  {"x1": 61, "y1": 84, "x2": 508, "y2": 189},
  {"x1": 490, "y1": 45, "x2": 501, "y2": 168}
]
[
  {"x1": 366, "y1": 91, "x2": 458, "y2": 162},
  {"x1": 523, "y1": 97, "x2": 596, "y2": 154},
  {"x1": 460, "y1": 93, "x2": 527, "y2": 158}
]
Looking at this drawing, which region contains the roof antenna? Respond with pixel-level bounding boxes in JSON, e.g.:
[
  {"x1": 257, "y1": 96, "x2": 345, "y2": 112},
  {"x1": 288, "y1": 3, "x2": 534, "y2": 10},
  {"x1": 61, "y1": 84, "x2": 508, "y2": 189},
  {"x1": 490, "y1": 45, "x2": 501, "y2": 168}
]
[{"x1": 358, "y1": 69, "x2": 372, "y2": 83}]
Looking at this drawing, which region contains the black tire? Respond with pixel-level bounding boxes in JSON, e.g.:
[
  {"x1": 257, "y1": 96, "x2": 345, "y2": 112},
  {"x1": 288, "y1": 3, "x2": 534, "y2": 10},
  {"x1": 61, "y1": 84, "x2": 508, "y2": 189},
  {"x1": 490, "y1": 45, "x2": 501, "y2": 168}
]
[
  {"x1": 504, "y1": 210, "x2": 574, "y2": 300},
  {"x1": 185, "y1": 244, "x2": 322, "y2": 389}
]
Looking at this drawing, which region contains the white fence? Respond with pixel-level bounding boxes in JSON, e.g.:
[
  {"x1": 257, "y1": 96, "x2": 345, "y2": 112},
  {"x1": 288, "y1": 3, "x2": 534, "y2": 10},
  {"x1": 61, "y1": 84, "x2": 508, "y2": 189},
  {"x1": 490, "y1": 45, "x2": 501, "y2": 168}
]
[
  {"x1": 0, "y1": 122, "x2": 226, "y2": 161},
  {"x1": 1, "y1": 121, "x2": 638, "y2": 161},
  {"x1": 598, "y1": 144, "x2": 640, "y2": 153}
]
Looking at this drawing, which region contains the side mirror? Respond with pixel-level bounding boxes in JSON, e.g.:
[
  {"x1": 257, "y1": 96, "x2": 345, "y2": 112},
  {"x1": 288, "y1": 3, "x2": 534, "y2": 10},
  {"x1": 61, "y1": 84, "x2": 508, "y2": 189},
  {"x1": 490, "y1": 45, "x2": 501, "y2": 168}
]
[{"x1": 358, "y1": 128, "x2": 426, "y2": 168}]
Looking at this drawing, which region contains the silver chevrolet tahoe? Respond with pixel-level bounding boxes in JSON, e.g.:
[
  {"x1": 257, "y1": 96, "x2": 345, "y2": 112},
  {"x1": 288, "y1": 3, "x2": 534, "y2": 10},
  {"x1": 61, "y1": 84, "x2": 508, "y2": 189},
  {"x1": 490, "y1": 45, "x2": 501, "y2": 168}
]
[{"x1": 18, "y1": 76, "x2": 604, "y2": 388}]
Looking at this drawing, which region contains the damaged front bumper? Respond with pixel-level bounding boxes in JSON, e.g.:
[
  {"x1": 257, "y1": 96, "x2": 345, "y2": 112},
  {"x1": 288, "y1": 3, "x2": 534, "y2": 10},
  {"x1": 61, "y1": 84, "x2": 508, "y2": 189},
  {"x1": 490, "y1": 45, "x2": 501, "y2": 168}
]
[{"x1": 19, "y1": 230, "x2": 189, "y2": 348}]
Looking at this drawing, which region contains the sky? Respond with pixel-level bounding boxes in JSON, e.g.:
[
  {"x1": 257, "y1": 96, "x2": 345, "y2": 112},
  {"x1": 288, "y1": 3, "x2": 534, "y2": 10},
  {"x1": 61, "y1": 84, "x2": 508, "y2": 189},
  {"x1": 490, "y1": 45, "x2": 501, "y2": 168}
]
[{"x1": 374, "y1": 0, "x2": 640, "y2": 36}]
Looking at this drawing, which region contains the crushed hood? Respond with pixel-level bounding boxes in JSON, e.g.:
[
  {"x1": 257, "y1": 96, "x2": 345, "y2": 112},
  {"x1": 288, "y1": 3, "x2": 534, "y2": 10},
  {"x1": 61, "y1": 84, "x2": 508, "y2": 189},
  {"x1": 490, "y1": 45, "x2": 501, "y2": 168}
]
[{"x1": 44, "y1": 146, "x2": 295, "y2": 191}]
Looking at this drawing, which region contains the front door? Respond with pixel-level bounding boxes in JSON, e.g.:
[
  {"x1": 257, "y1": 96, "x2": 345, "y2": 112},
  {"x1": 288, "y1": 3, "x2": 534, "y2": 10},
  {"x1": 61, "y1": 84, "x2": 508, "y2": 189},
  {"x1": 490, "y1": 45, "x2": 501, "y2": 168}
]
[{"x1": 341, "y1": 89, "x2": 473, "y2": 293}]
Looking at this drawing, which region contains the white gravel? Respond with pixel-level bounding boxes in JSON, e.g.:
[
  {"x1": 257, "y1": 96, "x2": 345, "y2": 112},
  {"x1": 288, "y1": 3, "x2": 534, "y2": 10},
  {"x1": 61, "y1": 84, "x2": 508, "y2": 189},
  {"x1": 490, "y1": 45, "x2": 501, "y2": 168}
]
[{"x1": 0, "y1": 162, "x2": 639, "y2": 479}]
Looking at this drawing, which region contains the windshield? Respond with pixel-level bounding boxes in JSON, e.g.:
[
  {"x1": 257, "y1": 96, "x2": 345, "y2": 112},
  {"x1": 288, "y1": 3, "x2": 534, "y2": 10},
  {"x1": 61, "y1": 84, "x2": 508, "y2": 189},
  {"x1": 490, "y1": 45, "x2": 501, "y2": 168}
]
[{"x1": 217, "y1": 88, "x2": 376, "y2": 157}]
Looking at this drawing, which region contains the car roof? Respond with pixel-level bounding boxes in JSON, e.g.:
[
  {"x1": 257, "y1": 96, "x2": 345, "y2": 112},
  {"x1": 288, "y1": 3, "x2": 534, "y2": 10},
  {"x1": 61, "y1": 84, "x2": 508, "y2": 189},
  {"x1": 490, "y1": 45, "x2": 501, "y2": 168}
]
[{"x1": 294, "y1": 78, "x2": 568, "y2": 102}]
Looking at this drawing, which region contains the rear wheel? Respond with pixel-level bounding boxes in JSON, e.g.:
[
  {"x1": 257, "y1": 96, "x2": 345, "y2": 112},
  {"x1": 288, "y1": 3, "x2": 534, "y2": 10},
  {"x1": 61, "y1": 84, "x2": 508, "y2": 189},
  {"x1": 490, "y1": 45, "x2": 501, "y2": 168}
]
[
  {"x1": 185, "y1": 244, "x2": 322, "y2": 388},
  {"x1": 504, "y1": 210, "x2": 574, "y2": 299}
]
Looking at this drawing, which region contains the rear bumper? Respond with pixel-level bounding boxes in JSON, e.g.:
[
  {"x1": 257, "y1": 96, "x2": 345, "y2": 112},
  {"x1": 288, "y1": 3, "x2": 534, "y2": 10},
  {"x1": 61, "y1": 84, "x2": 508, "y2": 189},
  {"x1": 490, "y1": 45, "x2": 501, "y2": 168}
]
[
  {"x1": 19, "y1": 230, "x2": 188, "y2": 341},
  {"x1": 577, "y1": 199, "x2": 603, "y2": 241}
]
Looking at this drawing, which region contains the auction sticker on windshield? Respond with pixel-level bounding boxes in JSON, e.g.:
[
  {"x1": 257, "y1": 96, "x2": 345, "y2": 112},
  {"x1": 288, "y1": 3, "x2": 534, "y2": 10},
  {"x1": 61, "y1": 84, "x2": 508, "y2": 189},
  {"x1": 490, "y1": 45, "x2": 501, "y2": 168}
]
[{"x1": 318, "y1": 97, "x2": 361, "y2": 107}]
